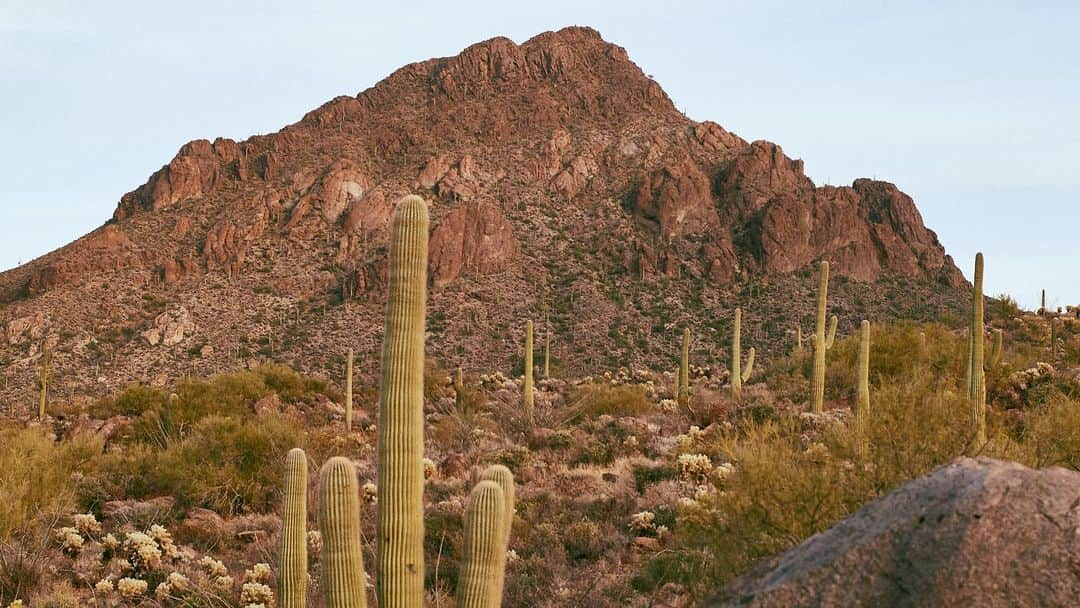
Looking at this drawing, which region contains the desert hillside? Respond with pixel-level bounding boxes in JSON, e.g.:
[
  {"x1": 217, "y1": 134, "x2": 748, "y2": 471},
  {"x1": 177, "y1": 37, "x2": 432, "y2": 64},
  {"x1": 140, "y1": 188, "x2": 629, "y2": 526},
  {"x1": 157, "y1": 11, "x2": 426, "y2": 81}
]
[{"x1": 0, "y1": 27, "x2": 965, "y2": 408}]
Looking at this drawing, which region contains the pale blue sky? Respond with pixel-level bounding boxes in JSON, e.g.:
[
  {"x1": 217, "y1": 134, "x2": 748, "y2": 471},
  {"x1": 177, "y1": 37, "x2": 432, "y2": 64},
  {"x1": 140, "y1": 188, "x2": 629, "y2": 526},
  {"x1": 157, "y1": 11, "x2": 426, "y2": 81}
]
[{"x1": 2, "y1": 1, "x2": 1077, "y2": 309}]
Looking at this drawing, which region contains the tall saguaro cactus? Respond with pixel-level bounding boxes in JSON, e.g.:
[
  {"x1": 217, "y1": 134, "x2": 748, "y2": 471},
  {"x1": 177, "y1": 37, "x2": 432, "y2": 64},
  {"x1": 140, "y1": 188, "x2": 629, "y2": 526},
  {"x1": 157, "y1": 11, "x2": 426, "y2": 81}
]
[
  {"x1": 479, "y1": 465, "x2": 515, "y2": 602},
  {"x1": 968, "y1": 252, "x2": 987, "y2": 447},
  {"x1": 319, "y1": 457, "x2": 368, "y2": 608},
  {"x1": 523, "y1": 320, "x2": 534, "y2": 425},
  {"x1": 731, "y1": 308, "x2": 755, "y2": 400},
  {"x1": 855, "y1": 320, "x2": 871, "y2": 454},
  {"x1": 280, "y1": 448, "x2": 309, "y2": 608},
  {"x1": 376, "y1": 195, "x2": 429, "y2": 607},
  {"x1": 811, "y1": 261, "x2": 837, "y2": 414},
  {"x1": 456, "y1": 481, "x2": 506, "y2": 608},
  {"x1": 678, "y1": 328, "x2": 690, "y2": 407},
  {"x1": 345, "y1": 348, "x2": 354, "y2": 431}
]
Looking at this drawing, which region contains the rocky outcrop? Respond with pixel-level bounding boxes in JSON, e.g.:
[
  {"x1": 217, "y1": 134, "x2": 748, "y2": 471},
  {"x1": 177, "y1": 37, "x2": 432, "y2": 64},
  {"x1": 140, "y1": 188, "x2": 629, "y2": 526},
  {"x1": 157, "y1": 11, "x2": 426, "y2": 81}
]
[
  {"x1": 635, "y1": 158, "x2": 720, "y2": 239},
  {"x1": 429, "y1": 202, "x2": 518, "y2": 287},
  {"x1": 710, "y1": 458, "x2": 1080, "y2": 607},
  {"x1": 142, "y1": 307, "x2": 196, "y2": 347},
  {"x1": 26, "y1": 224, "x2": 138, "y2": 294}
]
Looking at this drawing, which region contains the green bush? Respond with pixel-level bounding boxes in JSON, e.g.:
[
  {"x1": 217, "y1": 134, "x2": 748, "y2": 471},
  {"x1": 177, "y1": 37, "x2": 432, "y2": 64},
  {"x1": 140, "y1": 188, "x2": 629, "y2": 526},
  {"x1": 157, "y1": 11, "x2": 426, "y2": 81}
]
[
  {"x1": 564, "y1": 384, "x2": 654, "y2": 423},
  {"x1": 0, "y1": 428, "x2": 103, "y2": 539}
]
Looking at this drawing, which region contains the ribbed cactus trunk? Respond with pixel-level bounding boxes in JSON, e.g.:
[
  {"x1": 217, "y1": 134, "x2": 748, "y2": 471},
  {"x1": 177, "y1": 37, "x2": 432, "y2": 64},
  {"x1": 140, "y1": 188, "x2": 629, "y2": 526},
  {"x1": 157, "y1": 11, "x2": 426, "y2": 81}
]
[
  {"x1": 456, "y1": 480, "x2": 506, "y2": 608},
  {"x1": 855, "y1": 320, "x2": 871, "y2": 455},
  {"x1": 678, "y1": 328, "x2": 690, "y2": 407},
  {"x1": 345, "y1": 348, "x2": 354, "y2": 432},
  {"x1": 319, "y1": 457, "x2": 368, "y2": 608},
  {"x1": 969, "y1": 253, "x2": 987, "y2": 447},
  {"x1": 376, "y1": 195, "x2": 428, "y2": 608},
  {"x1": 280, "y1": 448, "x2": 308, "y2": 608},
  {"x1": 811, "y1": 261, "x2": 834, "y2": 414},
  {"x1": 479, "y1": 465, "x2": 515, "y2": 602},
  {"x1": 731, "y1": 308, "x2": 755, "y2": 401},
  {"x1": 523, "y1": 320, "x2": 534, "y2": 425}
]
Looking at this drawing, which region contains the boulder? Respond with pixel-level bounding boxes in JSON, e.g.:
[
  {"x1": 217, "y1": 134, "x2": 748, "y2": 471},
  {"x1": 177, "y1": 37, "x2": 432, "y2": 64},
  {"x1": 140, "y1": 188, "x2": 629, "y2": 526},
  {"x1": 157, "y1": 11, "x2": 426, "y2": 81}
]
[{"x1": 709, "y1": 458, "x2": 1080, "y2": 607}]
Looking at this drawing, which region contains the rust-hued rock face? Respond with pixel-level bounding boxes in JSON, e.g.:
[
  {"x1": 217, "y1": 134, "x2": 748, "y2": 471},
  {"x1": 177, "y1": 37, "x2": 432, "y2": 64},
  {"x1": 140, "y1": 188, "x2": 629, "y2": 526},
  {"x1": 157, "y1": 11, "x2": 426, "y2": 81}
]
[
  {"x1": 0, "y1": 26, "x2": 967, "y2": 402},
  {"x1": 429, "y1": 202, "x2": 518, "y2": 287},
  {"x1": 709, "y1": 458, "x2": 1080, "y2": 607}
]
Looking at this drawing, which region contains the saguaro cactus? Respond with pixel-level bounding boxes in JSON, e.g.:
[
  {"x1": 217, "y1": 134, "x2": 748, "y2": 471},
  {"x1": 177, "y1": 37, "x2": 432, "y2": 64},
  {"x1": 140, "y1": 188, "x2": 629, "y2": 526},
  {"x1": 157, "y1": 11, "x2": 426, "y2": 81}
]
[
  {"x1": 543, "y1": 317, "x2": 551, "y2": 379},
  {"x1": 1040, "y1": 289, "x2": 1047, "y2": 315},
  {"x1": 523, "y1": 320, "x2": 534, "y2": 425},
  {"x1": 855, "y1": 320, "x2": 871, "y2": 454},
  {"x1": 731, "y1": 308, "x2": 755, "y2": 400},
  {"x1": 319, "y1": 457, "x2": 368, "y2": 608},
  {"x1": 38, "y1": 343, "x2": 50, "y2": 420},
  {"x1": 678, "y1": 328, "x2": 690, "y2": 407},
  {"x1": 795, "y1": 325, "x2": 804, "y2": 356},
  {"x1": 376, "y1": 195, "x2": 428, "y2": 607},
  {"x1": 811, "y1": 262, "x2": 837, "y2": 414},
  {"x1": 968, "y1": 252, "x2": 987, "y2": 447},
  {"x1": 456, "y1": 481, "x2": 506, "y2": 608},
  {"x1": 345, "y1": 348, "x2": 354, "y2": 431},
  {"x1": 479, "y1": 465, "x2": 515, "y2": 601},
  {"x1": 280, "y1": 448, "x2": 308, "y2": 608}
]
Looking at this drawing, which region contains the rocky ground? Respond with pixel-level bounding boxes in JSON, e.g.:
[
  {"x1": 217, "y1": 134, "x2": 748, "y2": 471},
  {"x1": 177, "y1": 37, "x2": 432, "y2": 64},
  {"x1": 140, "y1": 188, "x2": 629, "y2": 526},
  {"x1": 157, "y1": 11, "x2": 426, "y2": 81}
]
[{"x1": 1, "y1": 308, "x2": 1077, "y2": 607}]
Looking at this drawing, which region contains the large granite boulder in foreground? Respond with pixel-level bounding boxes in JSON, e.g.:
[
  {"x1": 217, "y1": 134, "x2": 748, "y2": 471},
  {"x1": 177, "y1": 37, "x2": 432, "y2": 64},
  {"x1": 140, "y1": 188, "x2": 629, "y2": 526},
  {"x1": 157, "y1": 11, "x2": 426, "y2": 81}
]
[{"x1": 710, "y1": 457, "x2": 1080, "y2": 607}]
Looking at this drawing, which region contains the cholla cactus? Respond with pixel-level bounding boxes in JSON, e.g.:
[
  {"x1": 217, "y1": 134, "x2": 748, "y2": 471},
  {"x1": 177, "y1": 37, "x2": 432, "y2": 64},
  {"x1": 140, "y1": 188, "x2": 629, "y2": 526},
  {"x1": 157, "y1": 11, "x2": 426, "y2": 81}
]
[
  {"x1": 117, "y1": 577, "x2": 149, "y2": 598},
  {"x1": 811, "y1": 261, "x2": 837, "y2": 414},
  {"x1": 376, "y1": 196, "x2": 429, "y2": 607},
  {"x1": 628, "y1": 511, "x2": 657, "y2": 534},
  {"x1": 677, "y1": 453, "x2": 713, "y2": 482},
  {"x1": 730, "y1": 308, "x2": 755, "y2": 400}
]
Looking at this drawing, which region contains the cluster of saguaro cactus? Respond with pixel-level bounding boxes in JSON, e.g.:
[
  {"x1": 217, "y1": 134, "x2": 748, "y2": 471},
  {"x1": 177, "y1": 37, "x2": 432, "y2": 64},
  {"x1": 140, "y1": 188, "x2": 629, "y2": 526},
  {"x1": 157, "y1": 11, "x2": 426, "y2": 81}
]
[
  {"x1": 345, "y1": 348, "x2": 354, "y2": 432},
  {"x1": 524, "y1": 320, "x2": 534, "y2": 425},
  {"x1": 730, "y1": 308, "x2": 755, "y2": 400},
  {"x1": 678, "y1": 328, "x2": 690, "y2": 407},
  {"x1": 811, "y1": 262, "x2": 838, "y2": 414},
  {"x1": 281, "y1": 196, "x2": 515, "y2": 607},
  {"x1": 279, "y1": 448, "x2": 308, "y2": 608},
  {"x1": 376, "y1": 195, "x2": 429, "y2": 607},
  {"x1": 854, "y1": 320, "x2": 871, "y2": 455}
]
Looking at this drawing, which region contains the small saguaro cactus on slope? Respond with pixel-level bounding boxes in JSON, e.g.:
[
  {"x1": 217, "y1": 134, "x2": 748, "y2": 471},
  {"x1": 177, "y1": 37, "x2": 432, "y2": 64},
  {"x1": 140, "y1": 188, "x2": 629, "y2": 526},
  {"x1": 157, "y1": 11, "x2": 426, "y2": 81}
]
[
  {"x1": 795, "y1": 325, "x2": 804, "y2": 356},
  {"x1": 318, "y1": 456, "x2": 368, "y2": 608},
  {"x1": 38, "y1": 342, "x2": 51, "y2": 420},
  {"x1": 280, "y1": 448, "x2": 308, "y2": 608},
  {"x1": 345, "y1": 348, "x2": 354, "y2": 432},
  {"x1": 456, "y1": 480, "x2": 507, "y2": 608},
  {"x1": 376, "y1": 195, "x2": 429, "y2": 608},
  {"x1": 855, "y1": 320, "x2": 871, "y2": 455},
  {"x1": 678, "y1": 328, "x2": 690, "y2": 407},
  {"x1": 524, "y1": 320, "x2": 534, "y2": 425},
  {"x1": 811, "y1": 261, "x2": 837, "y2": 414},
  {"x1": 479, "y1": 464, "x2": 515, "y2": 601},
  {"x1": 731, "y1": 308, "x2": 755, "y2": 400}
]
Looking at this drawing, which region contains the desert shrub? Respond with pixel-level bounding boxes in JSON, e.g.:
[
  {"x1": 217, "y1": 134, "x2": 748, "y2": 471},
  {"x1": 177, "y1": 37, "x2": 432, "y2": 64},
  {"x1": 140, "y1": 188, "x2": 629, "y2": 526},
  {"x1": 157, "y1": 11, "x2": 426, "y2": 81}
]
[
  {"x1": 0, "y1": 428, "x2": 103, "y2": 540},
  {"x1": 1016, "y1": 394, "x2": 1080, "y2": 469},
  {"x1": 99, "y1": 413, "x2": 301, "y2": 516},
  {"x1": 564, "y1": 384, "x2": 654, "y2": 423},
  {"x1": 89, "y1": 384, "x2": 167, "y2": 418},
  {"x1": 632, "y1": 463, "x2": 677, "y2": 493},
  {"x1": 562, "y1": 520, "x2": 606, "y2": 562}
]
